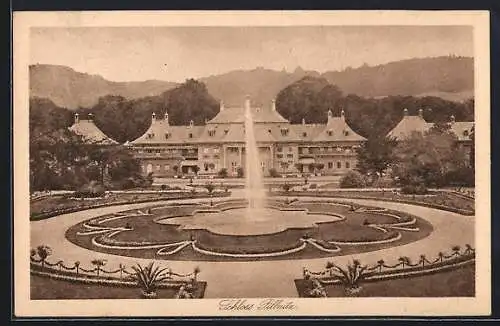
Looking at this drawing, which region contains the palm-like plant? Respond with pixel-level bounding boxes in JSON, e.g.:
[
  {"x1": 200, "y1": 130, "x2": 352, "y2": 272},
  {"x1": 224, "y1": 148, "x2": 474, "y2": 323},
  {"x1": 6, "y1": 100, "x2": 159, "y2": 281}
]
[
  {"x1": 377, "y1": 259, "x2": 385, "y2": 273},
  {"x1": 131, "y1": 262, "x2": 170, "y2": 299},
  {"x1": 398, "y1": 256, "x2": 410, "y2": 268},
  {"x1": 452, "y1": 245, "x2": 461, "y2": 257},
  {"x1": 438, "y1": 251, "x2": 444, "y2": 263},
  {"x1": 330, "y1": 259, "x2": 368, "y2": 296},
  {"x1": 193, "y1": 266, "x2": 201, "y2": 281},
  {"x1": 464, "y1": 244, "x2": 474, "y2": 255},
  {"x1": 325, "y1": 261, "x2": 335, "y2": 276},
  {"x1": 90, "y1": 259, "x2": 107, "y2": 276},
  {"x1": 419, "y1": 255, "x2": 427, "y2": 267},
  {"x1": 36, "y1": 245, "x2": 52, "y2": 267}
]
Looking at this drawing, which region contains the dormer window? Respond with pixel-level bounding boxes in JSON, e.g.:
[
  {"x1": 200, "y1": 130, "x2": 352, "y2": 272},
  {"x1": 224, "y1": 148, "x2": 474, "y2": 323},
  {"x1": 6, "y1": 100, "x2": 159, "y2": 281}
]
[
  {"x1": 189, "y1": 133, "x2": 193, "y2": 139},
  {"x1": 280, "y1": 128, "x2": 289, "y2": 136},
  {"x1": 463, "y1": 130, "x2": 469, "y2": 136},
  {"x1": 208, "y1": 129, "x2": 216, "y2": 137},
  {"x1": 327, "y1": 130, "x2": 333, "y2": 137},
  {"x1": 147, "y1": 133, "x2": 155, "y2": 139},
  {"x1": 343, "y1": 130, "x2": 349, "y2": 136},
  {"x1": 165, "y1": 132, "x2": 171, "y2": 139},
  {"x1": 268, "y1": 129, "x2": 272, "y2": 133},
  {"x1": 224, "y1": 129, "x2": 229, "y2": 135}
]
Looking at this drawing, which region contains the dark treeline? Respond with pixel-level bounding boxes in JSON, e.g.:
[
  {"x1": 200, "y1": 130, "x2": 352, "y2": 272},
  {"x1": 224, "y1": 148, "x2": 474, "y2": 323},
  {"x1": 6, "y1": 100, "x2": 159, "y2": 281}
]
[
  {"x1": 30, "y1": 77, "x2": 474, "y2": 144},
  {"x1": 276, "y1": 76, "x2": 474, "y2": 139}
]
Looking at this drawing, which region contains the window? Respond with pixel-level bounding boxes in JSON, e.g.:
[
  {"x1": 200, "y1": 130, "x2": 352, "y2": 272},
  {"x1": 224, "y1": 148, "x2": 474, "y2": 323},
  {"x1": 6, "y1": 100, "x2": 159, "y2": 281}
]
[
  {"x1": 327, "y1": 130, "x2": 333, "y2": 136},
  {"x1": 302, "y1": 132, "x2": 307, "y2": 137},
  {"x1": 463, "y1": 130, "x2": 469, "y2": 136},
  {"x1": 188, "y1": 133, "x2": 193, "y2": 138},
  {"x1": 165, "y1": 133, "x2": 170, "y2": 139},
  {"x1": 345, "y1": 162, "x2": 350, "y2": 169},
  {"x1": 204, "y1": 163, "x2": 209, "y2": 171},
  {"x1": 337, "y1": 162, "x2": 342, "y2": 169},
  {"x1": 156, "y1": 165, "x2": 161, "y2": 171},
  {"x1": 286, "y1": 154, "x2": 293, "y2": 158},
  {"x1": 343, "y1": 130, "x2": 349, "y2": 136},
  {"x1": 277, "y1": 153, "x2": 283, "y2": 159},
  {"x1": 213, "y1": 148, "x2": 220, "y2": 153},
  {"x1": 208, "y1": 129, "x2": 216, "y2": 137},
  {"x1": 277, "y1": 146, "x2": 283, "y2": 152},
  {"x1": 288, "y1": 147, "x2": 293, "y2": 152},
  {"x1": 214, "y1": 154, "x2": 220, "y2": 159},
  {"x1": 280, "y1": 128, "x2": 289, "y2": 136},
  {"x1": 328, "y1": 162, "x2": 333, "y2": 169}
]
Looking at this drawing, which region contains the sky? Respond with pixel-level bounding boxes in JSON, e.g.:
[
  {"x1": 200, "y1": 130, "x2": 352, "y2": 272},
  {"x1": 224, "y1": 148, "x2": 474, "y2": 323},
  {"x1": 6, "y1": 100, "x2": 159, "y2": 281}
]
[{"x1": 30, "y1": 26, "x2": 473, "y2": 82}]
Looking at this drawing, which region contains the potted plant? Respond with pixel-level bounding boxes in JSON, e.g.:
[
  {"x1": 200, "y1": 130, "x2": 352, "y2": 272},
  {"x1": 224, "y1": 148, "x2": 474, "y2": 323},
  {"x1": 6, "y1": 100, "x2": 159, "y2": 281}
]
[{"x1": 131, "y1": 262, "x2": 170, "y2": 299}]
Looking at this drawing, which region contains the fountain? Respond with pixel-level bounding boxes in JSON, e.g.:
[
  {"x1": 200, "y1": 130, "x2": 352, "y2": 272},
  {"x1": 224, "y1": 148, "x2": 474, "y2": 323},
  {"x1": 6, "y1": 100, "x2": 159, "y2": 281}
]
[{"x1": 243, "y1": 96, "x2": 266, "y2": 215}]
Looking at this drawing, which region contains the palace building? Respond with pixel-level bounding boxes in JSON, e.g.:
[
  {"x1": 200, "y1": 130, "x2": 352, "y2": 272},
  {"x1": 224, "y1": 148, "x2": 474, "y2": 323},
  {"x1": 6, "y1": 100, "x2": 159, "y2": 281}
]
[
  {"x1": 387, "y1": 108, "x2": 474, "y2": 166},
  {"x1": 128, "y1": 97, "x2": 366, "y2": 177}
]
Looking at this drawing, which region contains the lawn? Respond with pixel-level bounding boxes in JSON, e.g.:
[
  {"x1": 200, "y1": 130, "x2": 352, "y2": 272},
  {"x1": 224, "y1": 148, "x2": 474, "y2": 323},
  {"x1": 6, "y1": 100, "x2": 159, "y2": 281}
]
[
  {"x1": 272, "y1": 190, "x2": 474, "y2": 214},
  {"x1": 295, "y1": 263, "x2": 475, "y2": 297},
  {"x1": 30, "y1": 192, "x2": 229, "y2": 220},
  {"x1": 30, "y1": 274, "x2": 207, "y2": 299}
]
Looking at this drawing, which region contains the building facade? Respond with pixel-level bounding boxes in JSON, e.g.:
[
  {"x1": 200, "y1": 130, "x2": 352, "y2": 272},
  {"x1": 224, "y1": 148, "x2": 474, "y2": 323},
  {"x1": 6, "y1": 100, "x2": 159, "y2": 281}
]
[
  {"x1": 387, "y1": 108, "x2": 474, "y2": 166},
  {"x1": 128, "y1": 97, "x2": 366, "y2": 177}
]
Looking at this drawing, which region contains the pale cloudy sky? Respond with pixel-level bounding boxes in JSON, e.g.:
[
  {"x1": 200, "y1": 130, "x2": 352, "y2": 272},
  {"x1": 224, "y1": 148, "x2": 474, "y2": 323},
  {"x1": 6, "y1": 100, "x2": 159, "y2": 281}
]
[{"x1": 30, "y1": 26, "x2": 473, "y2": 82}]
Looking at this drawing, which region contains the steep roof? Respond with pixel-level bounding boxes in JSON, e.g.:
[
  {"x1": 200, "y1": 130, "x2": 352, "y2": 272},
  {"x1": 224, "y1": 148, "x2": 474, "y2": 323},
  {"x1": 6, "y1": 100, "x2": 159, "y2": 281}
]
[
  {"x1": 450, "y1": 121, "x2": 474, "y2": 141},
  {"x1": 387, "y1": 111, "x2": 474, "y2": 141},
  {"x1": 313, "y1": 112, "x2": 366, "y2": 142},
  {"x1": 69, "y1": 116, "x2": 118, "y2": 145},
  {"x1": 130, "y1": 116, "x2": 204, "y2": 145},
  {"x1": 386, "y1": 114, "x2": 432, "y2": 140},
  {"x1": 207, "y1": 106, "x2": 289, "y2": 124}
]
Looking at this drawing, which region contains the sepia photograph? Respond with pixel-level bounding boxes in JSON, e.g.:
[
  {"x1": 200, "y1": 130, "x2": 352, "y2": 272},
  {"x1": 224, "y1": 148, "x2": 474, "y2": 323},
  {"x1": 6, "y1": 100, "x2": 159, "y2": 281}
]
[{"x1": 13, "y1": 10, "x2": 490, "y2": 317}]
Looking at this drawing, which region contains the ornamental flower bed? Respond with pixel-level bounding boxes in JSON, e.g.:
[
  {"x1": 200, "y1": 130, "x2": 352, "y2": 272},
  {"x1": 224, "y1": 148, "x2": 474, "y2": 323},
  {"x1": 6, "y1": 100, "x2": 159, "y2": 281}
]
[
  {"x1": 270, "y1": 190, "x2": 474, "y2": 215},
  {"x1": 30, "y1": 251, "x2": 206, "y2": 298},
  {"x1": 30, "y1": 191, "x2": 231, "y2": 221},
  {"x1": 296, "y1": 244, "x2": 475, "y2": 297}
]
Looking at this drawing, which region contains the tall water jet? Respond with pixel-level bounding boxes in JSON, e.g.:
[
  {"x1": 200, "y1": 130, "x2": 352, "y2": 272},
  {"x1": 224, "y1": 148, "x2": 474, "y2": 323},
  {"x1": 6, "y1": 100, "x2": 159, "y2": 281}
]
[{"x1": 243, "y1": 96, "x2": 266, "y2": 212}]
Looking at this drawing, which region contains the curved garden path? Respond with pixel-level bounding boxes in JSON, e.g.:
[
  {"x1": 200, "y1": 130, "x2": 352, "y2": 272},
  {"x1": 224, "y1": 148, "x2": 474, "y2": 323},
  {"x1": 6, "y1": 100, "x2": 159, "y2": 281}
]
[{"x1": 31, "y1": 193, "x2": 474, "y2": 298}]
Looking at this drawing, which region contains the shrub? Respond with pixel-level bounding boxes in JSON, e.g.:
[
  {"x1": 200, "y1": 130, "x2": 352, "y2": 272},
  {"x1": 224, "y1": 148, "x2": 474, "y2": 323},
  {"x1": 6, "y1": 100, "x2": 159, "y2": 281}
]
[
  {"x1": 236, "y1": 167, "x2": 244, "y2": 178},
  {"x1": 309, "y1": 183, "x2": 317, "y2": 189},
  {"x1": 340, "y1": 171, "x2": 367, "y2": 188},
  {"x1": 401, "y1": 183, "x2": 428, "y2": 195},
  {"x1": 269, "y1": 168, "x2": 281, "y2": 178},
  {"x1": 73, "y1": 181, "x2": 106, "y2": 198},
  {"x1": 217, "y1": 168, "x2": 228, "y2": 178},
  {"x1": 444, "y1": 167, "x2": 475, "y2": 187}
]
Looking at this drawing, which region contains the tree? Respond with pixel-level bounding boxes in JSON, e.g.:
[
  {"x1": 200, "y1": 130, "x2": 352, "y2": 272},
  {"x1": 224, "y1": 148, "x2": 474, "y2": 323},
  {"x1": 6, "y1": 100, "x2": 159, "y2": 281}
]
[
  {"x1": 356, "y1": 136, "x2": 398, "y2": 181},
  {"x1": 391, "y1": 125, "x2": 465, "y2": 189},
  {"x1": 276, "y1": 76, "x2": 343, "y2": 124},
  {"x1": 192, "y1": 165, "x2": 200, "y2": 176}
]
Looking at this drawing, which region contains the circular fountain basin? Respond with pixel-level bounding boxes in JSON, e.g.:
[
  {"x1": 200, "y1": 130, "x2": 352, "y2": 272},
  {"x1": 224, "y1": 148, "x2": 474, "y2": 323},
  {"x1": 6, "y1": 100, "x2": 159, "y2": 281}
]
[{"x1": 156, "y1": 207, "x2": 343, "y2": 236}]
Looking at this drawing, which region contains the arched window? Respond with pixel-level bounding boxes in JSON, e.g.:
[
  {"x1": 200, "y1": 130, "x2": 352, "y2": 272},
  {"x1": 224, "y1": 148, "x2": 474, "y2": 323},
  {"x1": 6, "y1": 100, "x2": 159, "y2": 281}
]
[{"x1": 146, "y1": 164, "x2": 153, "y2": 173}]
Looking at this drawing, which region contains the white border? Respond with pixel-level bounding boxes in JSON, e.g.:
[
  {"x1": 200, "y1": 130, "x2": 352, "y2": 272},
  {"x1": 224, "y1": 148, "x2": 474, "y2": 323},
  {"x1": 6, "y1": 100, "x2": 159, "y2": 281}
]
[{"x1": 13, "y1": 10, "x2": 491, "y2": 317}]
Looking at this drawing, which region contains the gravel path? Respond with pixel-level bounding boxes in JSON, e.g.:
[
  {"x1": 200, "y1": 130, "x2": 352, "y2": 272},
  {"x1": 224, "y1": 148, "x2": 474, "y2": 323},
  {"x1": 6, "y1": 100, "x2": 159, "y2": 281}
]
[{"x1": 31, "y1": 195, "x2": 474, "y2": 298}]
